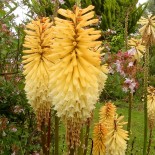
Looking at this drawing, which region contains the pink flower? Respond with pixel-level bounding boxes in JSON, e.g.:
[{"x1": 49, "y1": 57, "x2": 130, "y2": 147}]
[
  {"x1": 124, "y1": 78, "x2": 137, "y2": 93},
  {"x1": 128, "y1": 62, "x2": 134, "y2": 67},
  {"x1": 11, "y1": 127, "x2": 17, "y2": 132},
  {"x1": 129, "y1": 82, "x2": 137, "y2": 93},
  {"x1": 114, "y1": 60, "x2": 121, "y2": 72},
  {"x1": 124, "y1": 78, "x2": 132, "y2": 84}
]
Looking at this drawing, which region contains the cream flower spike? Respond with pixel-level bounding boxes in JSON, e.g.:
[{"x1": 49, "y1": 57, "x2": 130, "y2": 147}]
[
  {"x1": 106, "y1": 115, "x2": 129, "y2": 155},
  {"x1": 99, "y1": 102, "x2": 116, "y2": 127},
  {"x1": 49, "y1": 5, "x2": 107, "y2": 147},
  {"x1": 147, "y1": 86, "x2": 155, "y2": 125},
  {"x1": 22, "y1": 17, "x2": 53, "y2": 128},
  {"x1": 93, "y1": 123, "x2": 107, "y2": 155},
  {"x1": 138, "y1": 15, "x2": 155, "y2": 45},
  {"x1": 128, "y1": 38, "x2": 145, "y2": 60}
]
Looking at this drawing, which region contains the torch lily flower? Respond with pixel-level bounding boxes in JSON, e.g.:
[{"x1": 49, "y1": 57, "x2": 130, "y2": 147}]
[
  {"x1": 49, "y1": 5, "x2": 108, "y2": 147},
  {"x1": 93, "y1": 123, "x2": 107, "y2": 155},
  {"x1": 99, "y1": 102, "x2": 116, "y2": 127},
  {"x1": 128, "y1": 38, "x2": 145, "y2": 60},
  {"x1": 138, "y1": 15, "x2": 155, "y2": 45},
  {"x1": 105, "y1": 115, "x2": 129, "y2": 155},
  {"x1": 22, "y1": 17, "x2": 53, "y2": 128}
]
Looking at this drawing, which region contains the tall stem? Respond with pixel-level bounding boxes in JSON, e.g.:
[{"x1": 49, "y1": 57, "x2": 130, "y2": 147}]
[
  {"x1": 53, "y1": 0, "x2": 59, "y2": 20},
  {"x1": 143, "y1": 46, "x2": 149, "y2": 155},
  {"x1": 147, "y1": 127, "x2": 153, "y2": 155},
  {"x1": 125, "y1": 7, "x2": 133, "y2": 150},
  {"x1": 52, "y1": 1, "x2": 59, "y2": 154},
  {"x1": 83, "y1": 123, "x2": 90, "y2": 155},
  {"x1": 54, "y1": 115, "x2": 59, "y2": 155},
  {"x1": 69, "y1": 146, "x2": 75, "y2": 155},
  {"x1": 127, "y1": 92, "x2": 133, "y2": 136},
  {"x1": 76, "y1": 0, "x2": 81, "y2": 7},
  {"x1": 41, "y1": 122, "x2": 48, "y2": 155},
  {"x1": 47, "y1": 110, "x2": 51, "y2": 155},
  {"x1": 124, "y1": 9, "x2": 129, "y2": 50}
]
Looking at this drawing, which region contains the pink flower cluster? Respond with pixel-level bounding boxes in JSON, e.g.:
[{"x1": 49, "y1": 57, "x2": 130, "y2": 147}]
[
  {"x1": 123, "y1": 78, "x2": 138, "y2": 93},
  {"x1": 106, "y1": 49, "x2": 140, "y2": 93}
]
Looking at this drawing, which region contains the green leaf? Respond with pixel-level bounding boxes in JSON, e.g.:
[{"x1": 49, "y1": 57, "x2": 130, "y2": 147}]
[{"x1": 0, "y1": 10, "x2": 6, "y2": 18}]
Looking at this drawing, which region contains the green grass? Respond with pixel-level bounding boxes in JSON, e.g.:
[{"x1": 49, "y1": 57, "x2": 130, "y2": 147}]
[{"x1": 58, "y1": 100, "x2": 155, "y2": 155}]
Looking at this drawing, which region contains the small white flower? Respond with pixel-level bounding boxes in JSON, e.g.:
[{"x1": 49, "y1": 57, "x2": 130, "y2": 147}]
[
  {"x1": 11, "y1": 152, "x2": 16, "y2": 155},
  {"x1": 11, "y1": 127, "x2": 17, "y2": 132},
  {"x1": 107, "y1": 29, "x2": 111, "y2": 32},
  {"x1": 122, "y1": 87, "x2": 128, "y2": 93},
  {"x1": 127, "y1": 48, "x2": 136, "y2": 55},
  {"x1": 2, "y1": 131, "x2": 6, "y2": 137},
  {"x1": 105, "y1": 45, "x2": 110, "y2": 51},
  {"x1": 59, "y1": 0, "x2": 65, "y2": 4},
  {"x1": 111, "y1": 30, "x2": 116, "y2": 34},
  {"x1": 109, "y1": 66, "x2": 114, "y2": 74}
]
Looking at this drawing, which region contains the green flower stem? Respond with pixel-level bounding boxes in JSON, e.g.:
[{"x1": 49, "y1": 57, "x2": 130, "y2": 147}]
[
  {"x1": 125, "y1": 6, "x2": 133, "y2": 150},
  {"x1": 55, "y1": 115, "x2": 59, "y2": 155},
  {"x1": 69, "y1": 147, "x2": 75, "y2": 155},
  {"x1": 47, "y1": 110, "x2": 51, "y2": 155},
  {"x1": 41, "y1": 122, "x2": 48, "y2": 155},
  {"x1": 147, "y1": 127, "x2": 153, "y2": 155},
  {"x1": 83, "y1": 122, "x2": 90, "y2": 155},
  {"x1": 127, "y1": 92, "x2": 133, "y2": 136},
  {"x1": 143, "y1": 46, "x2": 149, "y2": 155},
  {"x1": 53, "y1": 1, "x2": 59, "y2": 154}
]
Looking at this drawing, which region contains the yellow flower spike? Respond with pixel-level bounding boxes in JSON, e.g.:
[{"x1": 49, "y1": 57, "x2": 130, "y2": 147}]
[
  {"x1": 128, "y1": 38, "x2": 146, "y2": 61},
  {"x1": 22, "y1": 17, "x2": 53, "y2": 128},
  {"x1": 93, "y1": 123, "x2": 107, "y2": 155},
  {"x1": 147, "y1": 86, "x2": 155, "y2": 128},
  {"x1": 99, "y1": 102, "x2": 116, "y2": 127},
  {"x1": 138, "y1": 15, "x2": 155, "y2": 45},
  {"x1": 106, "y1": 115, "x2": 129, "y2": 155},
  {"x1": 49, "y1": 5, "x2": 108, "y2": 147}
]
